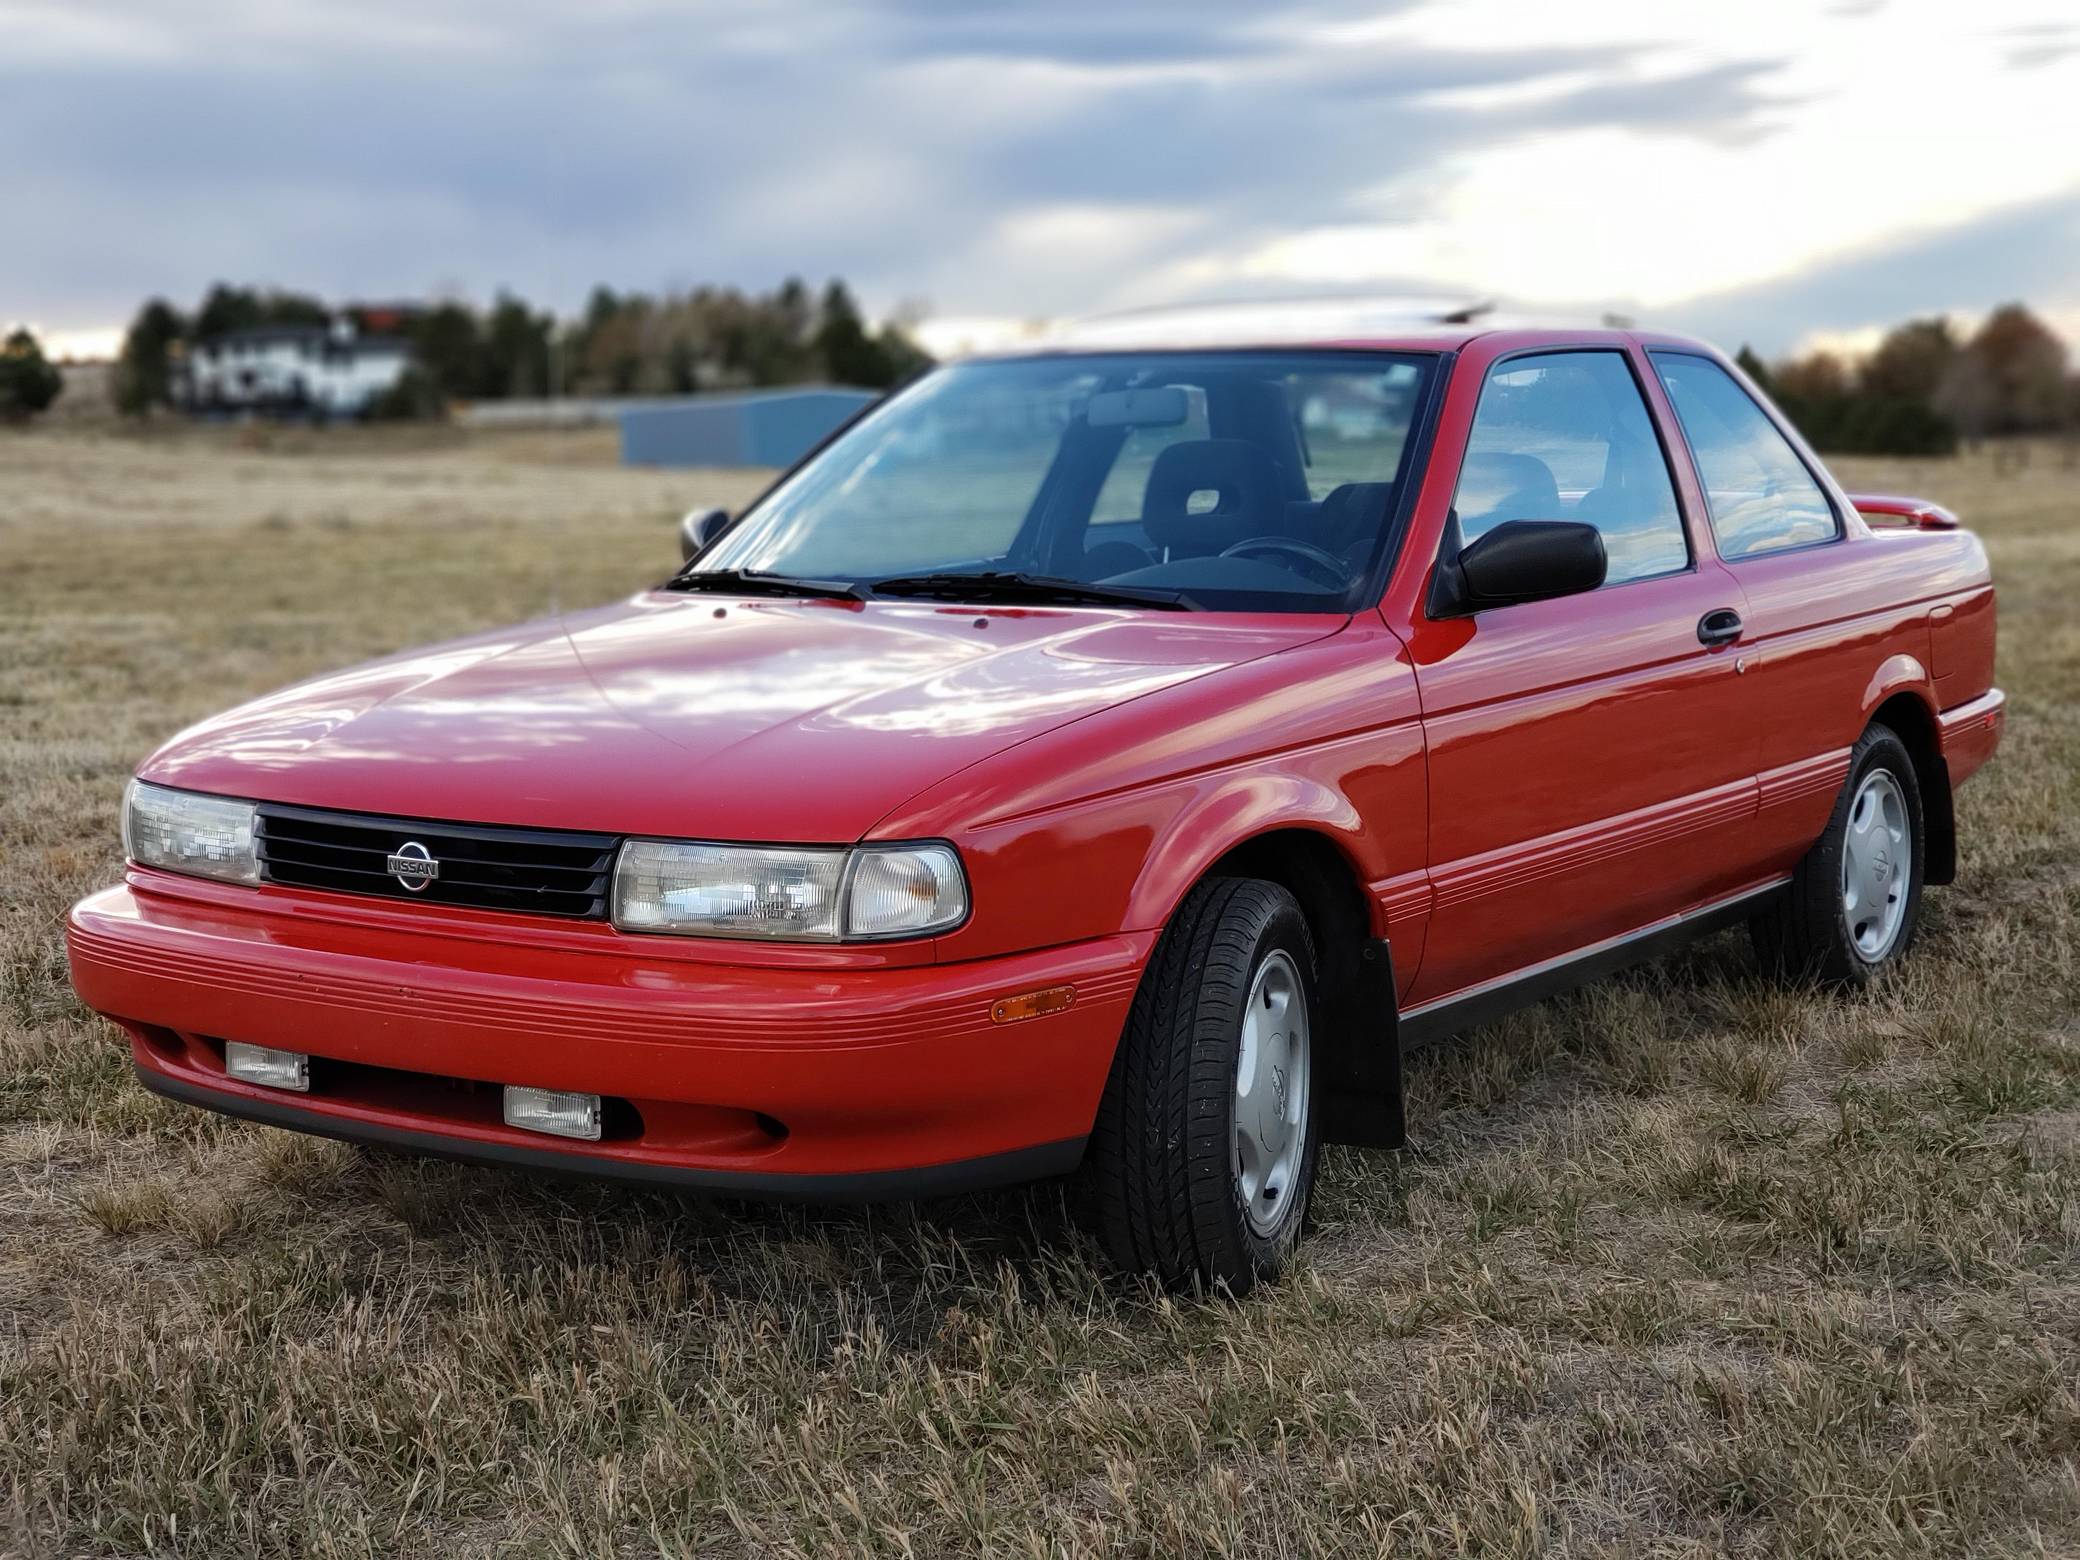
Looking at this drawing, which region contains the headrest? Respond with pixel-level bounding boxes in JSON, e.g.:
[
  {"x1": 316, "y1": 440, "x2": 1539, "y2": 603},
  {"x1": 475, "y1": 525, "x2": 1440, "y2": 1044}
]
[
  {"x1": 1207, "y1": 377, "x2": 1310, "y2": 501},
  {"x1": 1456, "y1": 453, "x2": 1560, "y2": 524},
  {"x1": 1141, "y1": 439, "x2": 1283, "y2": 557}
]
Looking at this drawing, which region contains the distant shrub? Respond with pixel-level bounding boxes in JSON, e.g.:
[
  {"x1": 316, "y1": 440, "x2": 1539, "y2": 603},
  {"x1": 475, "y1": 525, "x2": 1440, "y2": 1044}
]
[
  {"x1": 363, "y1": 366, "x2": 445, "y2": 422},
  {"x1": 1838, "y1": 396, "x2": 1958, "y2": 457},
  {"x1": 1765, "y1": 304, "x2": 2067, "y2": 455},
  {"x1": 1776, "y1": 389, "x2": 1958, "y2": 457},
  {"x1": 0, "y1": 328, "x2": 63, "y2": 422}
]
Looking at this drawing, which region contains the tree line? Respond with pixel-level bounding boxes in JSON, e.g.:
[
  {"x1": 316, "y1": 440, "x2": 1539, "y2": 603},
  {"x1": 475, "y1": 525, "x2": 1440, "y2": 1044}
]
[
  {"x1": 8, "y1": 292, "x2": 2076, "y2": 447},
  {"x1": 1737, "y1": 302, "x2": 2077, "y2": 457},
  {"x1": 107, "y1": 277, "x2": 934, "y2": 417}
]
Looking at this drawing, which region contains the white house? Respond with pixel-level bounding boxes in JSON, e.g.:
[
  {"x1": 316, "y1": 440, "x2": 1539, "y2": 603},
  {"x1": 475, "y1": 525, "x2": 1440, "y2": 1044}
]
[{"x1": 182, "y1": 323, "x2": 412, "y2": 416}]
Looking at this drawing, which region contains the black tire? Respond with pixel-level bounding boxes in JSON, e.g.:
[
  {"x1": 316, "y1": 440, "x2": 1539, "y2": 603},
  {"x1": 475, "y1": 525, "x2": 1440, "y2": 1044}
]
[
  {"x1": 1751, "y1": 722, "x2": 1926, "y2": 987},
  {"x1": 1076, "y1": 876, "x2": 1322, "y2": 1293}
]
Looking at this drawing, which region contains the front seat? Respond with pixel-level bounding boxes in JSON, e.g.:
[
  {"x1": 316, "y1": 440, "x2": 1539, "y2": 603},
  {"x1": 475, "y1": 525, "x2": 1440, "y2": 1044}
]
[
  {"x1": 1140, "y1": 439, "x2": 1284, "y2": 560},
  {"x1": 1309, "y1": 481, "x2": 1396, "y2": 566}
]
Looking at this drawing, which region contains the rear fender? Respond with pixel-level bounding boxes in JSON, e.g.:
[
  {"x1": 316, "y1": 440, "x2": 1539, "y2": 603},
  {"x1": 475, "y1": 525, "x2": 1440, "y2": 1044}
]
[
  {"x1": 1858, "y1": 666, "x2": 1954, "y2": 886},
  {"x1": 1860, "y1": 653, "x2": 1935, "y2": 725}
]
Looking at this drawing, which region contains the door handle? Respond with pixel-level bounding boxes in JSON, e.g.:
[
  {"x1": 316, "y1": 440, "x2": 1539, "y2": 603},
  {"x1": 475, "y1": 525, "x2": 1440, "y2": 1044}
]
[{"x1": 1697, "y1": 608, "x2": 1743, "y2": 647}]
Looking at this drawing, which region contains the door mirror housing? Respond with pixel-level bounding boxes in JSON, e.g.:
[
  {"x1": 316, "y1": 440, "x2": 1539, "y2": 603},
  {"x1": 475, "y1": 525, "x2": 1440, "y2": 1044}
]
[
  {"x1": 678, "y1": 507, "x2": 732, "y2": 562},
  {"x1": 1434, "y1": 519, "x2": 1606, "y2": 615}
]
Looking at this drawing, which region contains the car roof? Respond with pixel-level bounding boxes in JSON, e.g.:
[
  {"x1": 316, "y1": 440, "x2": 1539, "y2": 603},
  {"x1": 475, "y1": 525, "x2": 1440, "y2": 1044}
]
[{"x1": 970, "y1": 297, "x2": 1719, "y2": 361}]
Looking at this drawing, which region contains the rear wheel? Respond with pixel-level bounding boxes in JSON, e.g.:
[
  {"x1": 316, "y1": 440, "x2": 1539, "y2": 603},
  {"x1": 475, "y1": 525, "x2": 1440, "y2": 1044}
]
[
  {"x1": 1077, "y1": 877, "x2": 1321, "y2": 1293},
  {"x1": 1752, "y1": 722, "x2": 1925, "y2": 986}
]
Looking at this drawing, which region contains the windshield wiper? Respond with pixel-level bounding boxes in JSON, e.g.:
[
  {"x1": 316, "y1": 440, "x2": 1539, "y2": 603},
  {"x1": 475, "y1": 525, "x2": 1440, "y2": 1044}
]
[
  {"x1": 870, "y1": 570, "x2": 1196, "y2": 611},
  {"x1": 662, "y1": 568, "x2": 865, "y2": 601}
]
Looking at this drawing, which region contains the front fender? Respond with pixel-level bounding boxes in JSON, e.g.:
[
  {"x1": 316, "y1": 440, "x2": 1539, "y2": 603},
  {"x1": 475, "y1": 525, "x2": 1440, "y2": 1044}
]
[
  {"x1": 881, "y1": 624, "x2": 1430, "y2": 966},
  {"x1": 1119, "y1": 777, "x2": 1366, "y2": 932},
  {"x1": 920, "y1": 712, "x2": 1428, "y2": 965}
]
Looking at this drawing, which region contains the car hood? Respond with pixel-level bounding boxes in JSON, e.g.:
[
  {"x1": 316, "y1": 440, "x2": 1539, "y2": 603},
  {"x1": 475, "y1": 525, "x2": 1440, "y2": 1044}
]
[{"x1": 141, "y1": 592, "x2": 1336, "y2": 840}]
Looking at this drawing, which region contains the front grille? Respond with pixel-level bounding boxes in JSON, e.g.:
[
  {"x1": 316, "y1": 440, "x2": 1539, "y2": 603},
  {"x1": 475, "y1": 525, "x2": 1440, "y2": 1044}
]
[{"x1": 255, "y1": 803, "x2": 619, "y2": 919}]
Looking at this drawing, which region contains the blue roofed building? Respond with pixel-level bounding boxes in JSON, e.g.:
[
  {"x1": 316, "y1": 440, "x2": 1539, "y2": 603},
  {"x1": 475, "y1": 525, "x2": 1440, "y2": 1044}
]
[{"x1": 619, "y1": 386, "x2": 879, "y2": 468}]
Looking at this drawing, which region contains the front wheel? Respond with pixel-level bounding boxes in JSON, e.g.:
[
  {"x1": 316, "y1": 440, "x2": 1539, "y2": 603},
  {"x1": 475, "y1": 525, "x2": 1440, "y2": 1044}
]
[
  {"x1": 1752, "y1": 722, "x2": 1926, "y2": 986},
  {"x1": 1077, "y1": 877, "x2": 1321, "y2": 1293}
]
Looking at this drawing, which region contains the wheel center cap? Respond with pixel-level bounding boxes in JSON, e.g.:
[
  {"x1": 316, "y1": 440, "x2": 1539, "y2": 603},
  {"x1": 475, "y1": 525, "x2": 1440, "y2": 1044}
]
[{"x1": 1255, "y1": 1039, "x2": 1290, "y2": 1152}]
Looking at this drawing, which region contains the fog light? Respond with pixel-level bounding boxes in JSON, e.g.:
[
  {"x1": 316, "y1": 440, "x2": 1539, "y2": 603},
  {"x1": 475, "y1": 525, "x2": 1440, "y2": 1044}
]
[
  {"x1": 503, "y1": 1086, "x2": 602, "y2": 1141},
  {"x1": 225, "y1": 1042, "x2": 309, "y2": 1092}
]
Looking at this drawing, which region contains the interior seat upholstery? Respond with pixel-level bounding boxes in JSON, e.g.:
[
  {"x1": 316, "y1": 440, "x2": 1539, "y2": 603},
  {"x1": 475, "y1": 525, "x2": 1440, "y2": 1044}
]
[
  {"x1": 1571, "y1": 440, "x2": 1666, "y2": 527},
  {"x1": 1140, "y1": 439, "x2": 1284, "y2": 558},
  {"x1": 1457, "y1": 452, "x2": 1561, "y2": 535},
  {"x1": 1309, "y1": 482, "x2": 1395, "y2": 562}
]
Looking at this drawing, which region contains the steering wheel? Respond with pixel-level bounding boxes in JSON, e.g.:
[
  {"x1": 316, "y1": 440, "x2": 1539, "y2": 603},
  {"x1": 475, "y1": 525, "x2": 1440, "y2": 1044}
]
[{"x1": 1217, "y1": 536, "x2": 1350, "y2": 589}]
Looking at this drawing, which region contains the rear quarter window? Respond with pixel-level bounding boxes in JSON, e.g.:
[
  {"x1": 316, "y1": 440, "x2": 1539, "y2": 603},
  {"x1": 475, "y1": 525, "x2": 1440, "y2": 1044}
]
[{"x1": 1651, "y1": 352, "x2": 1839, "y2": 560}]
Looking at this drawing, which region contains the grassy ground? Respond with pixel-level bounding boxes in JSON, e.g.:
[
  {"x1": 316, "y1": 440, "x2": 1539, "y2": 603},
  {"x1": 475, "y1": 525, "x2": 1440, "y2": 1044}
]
[{"x1": 2, "y1": 427, "x2": 2077, "y2": 1557}]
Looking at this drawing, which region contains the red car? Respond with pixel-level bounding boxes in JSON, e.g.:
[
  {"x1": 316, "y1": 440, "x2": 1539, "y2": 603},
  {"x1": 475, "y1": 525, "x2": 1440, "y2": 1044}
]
[{"x1": 68, "y1": 311, "x2": 2003, "y2": 1291}]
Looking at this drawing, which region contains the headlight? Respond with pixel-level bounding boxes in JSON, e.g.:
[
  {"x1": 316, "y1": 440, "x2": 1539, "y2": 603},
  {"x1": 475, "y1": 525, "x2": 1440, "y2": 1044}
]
[
  {"x1": 612, "y1": 840, "x2": 967, "y2": 941},
  {"x1": 613, "y1": 842, "x2": 847, "y2": 940},
  {"x1": 122, "y1": 780, "x2": 260, "y2": 884}
]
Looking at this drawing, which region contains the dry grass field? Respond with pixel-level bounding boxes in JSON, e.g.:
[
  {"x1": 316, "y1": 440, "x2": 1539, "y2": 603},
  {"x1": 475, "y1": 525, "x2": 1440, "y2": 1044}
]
[{"x1": 3, "y1": 425, "x2": 2078, "y2": 1557}]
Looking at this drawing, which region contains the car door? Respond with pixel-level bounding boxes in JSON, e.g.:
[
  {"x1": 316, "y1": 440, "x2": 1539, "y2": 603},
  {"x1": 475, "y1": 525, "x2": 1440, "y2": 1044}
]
[
  {"x1": 1645, "y1": 349, "x2": 1944, "y2": 880},
  {"x1": 1398, "y1": 345, "x2": 1761, "y2": 1005}
]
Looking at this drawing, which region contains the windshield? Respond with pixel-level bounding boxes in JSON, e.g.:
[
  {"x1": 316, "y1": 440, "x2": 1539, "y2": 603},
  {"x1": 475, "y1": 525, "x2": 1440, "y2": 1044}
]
[{"x1": 693, "y1": 350, "x2": 1438, "y2": 612}]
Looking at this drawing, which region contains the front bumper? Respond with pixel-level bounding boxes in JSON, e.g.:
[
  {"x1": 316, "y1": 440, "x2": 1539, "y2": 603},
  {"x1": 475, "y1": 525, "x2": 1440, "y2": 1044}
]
[{"x1": 67, "y1": 876, "x2": 1151, "y2": 1200}]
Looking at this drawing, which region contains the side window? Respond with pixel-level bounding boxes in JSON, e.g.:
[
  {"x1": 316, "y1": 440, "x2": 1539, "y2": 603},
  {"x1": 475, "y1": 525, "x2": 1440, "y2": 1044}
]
[
  {"x1": 1452, "y1": 351, "x2": 1688, "y2": 587},
  {"x1": 1652, "y1": 352, "x2": 1838, "y2": 560}
]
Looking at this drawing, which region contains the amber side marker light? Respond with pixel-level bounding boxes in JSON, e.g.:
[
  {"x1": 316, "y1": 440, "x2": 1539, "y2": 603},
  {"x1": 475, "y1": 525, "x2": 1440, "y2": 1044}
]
[{"x1": 992, "y1": 985, "x2": 1076, "y2": 1025}]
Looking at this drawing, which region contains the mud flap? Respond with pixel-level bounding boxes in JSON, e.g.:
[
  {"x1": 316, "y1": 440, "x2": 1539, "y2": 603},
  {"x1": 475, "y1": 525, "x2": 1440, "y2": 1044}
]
[
  {"x1": 1318, "y1": 938, "x2": 1405, "y2": 1150},
  {"x1": 1924, "y1": 756, "x2": 1957, "y2": 886}
]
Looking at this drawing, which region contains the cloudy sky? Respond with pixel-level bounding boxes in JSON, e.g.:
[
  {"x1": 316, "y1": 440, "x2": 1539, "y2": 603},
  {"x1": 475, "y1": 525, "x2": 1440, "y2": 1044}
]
[{"x1": 6, "y1": 0, "x2": 2078, "y2": 359}]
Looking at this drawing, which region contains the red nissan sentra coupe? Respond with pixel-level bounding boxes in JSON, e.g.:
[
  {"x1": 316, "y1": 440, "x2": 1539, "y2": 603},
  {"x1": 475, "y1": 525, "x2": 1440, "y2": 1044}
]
[{"x1": 68, "y1": 304, "x2": 2004, "y2": 1291}]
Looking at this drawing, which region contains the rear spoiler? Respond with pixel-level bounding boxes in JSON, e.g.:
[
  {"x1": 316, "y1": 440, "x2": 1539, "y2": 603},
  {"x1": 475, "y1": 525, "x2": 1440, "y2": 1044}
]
[{"x1": 1848, "y1": 493, "x2": 1959, "y2": 531}]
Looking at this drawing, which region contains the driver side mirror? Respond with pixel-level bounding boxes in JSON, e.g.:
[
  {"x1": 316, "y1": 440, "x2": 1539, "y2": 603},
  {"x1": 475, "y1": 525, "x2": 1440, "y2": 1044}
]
[
  {"x1": 678, "y1": 507, "x2": 732, "y2": 562},
  {"x1": 1432, "y1": 519, "x2": 1606, "y2": 616}
]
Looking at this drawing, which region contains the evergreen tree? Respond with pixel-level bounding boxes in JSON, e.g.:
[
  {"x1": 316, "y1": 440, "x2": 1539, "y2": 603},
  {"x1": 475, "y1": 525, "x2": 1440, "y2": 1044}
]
[
  {"x1": 0, "y1": 328, "x2": 64, "y2": 422},
  {"x1": 813, "y1": 279, "x2": 925, "y2": 388},
  {"x1": 871, "y1": 320, "x2": 934, "y2": 386},
  {"x1": 409, "y1": 302, "x2": 486, "y2": 403},
  {"x1": 113, "y1": 298, "x2": 188, "y2": 414},
  {"x1": 192, "y1": 284, "x2": 330, "y2": 339},
  {"x1": 1733, "y1": 345, "x2": 1774, "y2": 394},
  {"x1": 482, "y1": 293, "x2": 554, "y2": 398}
]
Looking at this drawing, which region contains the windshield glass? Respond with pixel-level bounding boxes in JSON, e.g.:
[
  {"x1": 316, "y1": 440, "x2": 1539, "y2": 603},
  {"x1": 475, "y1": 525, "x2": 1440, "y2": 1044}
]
[{"x1": 694, "y1": 350, "x2": 1438, "y2": 612}]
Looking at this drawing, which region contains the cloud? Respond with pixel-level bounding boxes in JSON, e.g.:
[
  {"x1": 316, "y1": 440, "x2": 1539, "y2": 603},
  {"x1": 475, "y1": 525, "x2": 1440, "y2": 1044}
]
[
  {"x1": 2001, "y1": 22, "x2": 2080, "y2": 69},
  {"x1": 865, "y1": 0, "x2": 1321, "y2": 67},
  {"x1": 1664, "y1": 188, "x2": 2080, "y2": 354},
  {"x1": 1, "y1": 0, "x2": 2074, "y2": 359}
]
